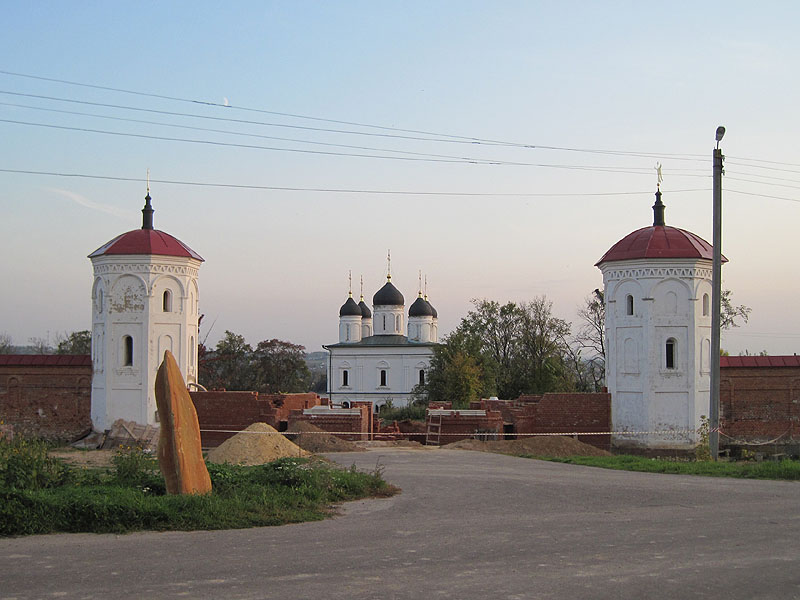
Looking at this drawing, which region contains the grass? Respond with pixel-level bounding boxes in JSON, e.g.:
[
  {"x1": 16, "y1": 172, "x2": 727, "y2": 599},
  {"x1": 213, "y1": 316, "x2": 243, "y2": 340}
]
[
  {"x1": 0, "y1": 437, "x2": 398, "y2": 537},
  {"x1": 532, "y1": 454, "x2": 800, "y2": 480}
]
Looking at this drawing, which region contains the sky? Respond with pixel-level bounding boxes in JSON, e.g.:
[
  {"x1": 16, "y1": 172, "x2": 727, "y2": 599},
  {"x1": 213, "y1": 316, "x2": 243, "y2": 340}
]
[{"x1": 1, "y1": 1, "x2": 799, "y2": 355}]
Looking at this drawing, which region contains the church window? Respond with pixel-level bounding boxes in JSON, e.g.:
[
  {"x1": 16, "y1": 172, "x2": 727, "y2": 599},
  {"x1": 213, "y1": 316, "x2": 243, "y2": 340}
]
[
  {"x1": 346, "y1": 324, "x2": 350, "y2": 342},
  {"x1": 419, "y1": 369, "x2": 425, "y2": 385},
  {"x1": 380, "y1": 369, "x2": 387, "y2": 387},
  {"x1": 626, "y1": 294, "x2": 634, "y2": 316},
  {"x1": 702, "y1": 293, "x2": 710, "y2": 316},
  {"x1": 382, "y1": 314, "x2": 386, "y2": 331},
  {"x1": 396, "y1": 315, "x2": 401, "y2": 332},
  {"x1": 342, "y1": 370, "x2": 349, "y2": 387},
  {"x1": 665, "y1": 338, "x2": 676, "y2": 369},
  {"x1": 163, "y1": 290, "x2": 172, "y2": 312},
  {"x1": 122, "y1": 335, "x2": 133, "y2": 367}
]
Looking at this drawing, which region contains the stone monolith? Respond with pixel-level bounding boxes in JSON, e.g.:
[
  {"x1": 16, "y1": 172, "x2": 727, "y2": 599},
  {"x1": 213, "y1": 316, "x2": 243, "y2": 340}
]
[{"x1": 155, "y1": 350, "x2": 212, "y2": 495}]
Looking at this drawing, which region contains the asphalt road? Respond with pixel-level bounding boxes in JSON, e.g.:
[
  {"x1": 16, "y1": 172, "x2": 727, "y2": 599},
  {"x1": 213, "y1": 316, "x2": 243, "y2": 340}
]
[{"x1": 2, "y1": 448, "x2": 799, "y2": 600}]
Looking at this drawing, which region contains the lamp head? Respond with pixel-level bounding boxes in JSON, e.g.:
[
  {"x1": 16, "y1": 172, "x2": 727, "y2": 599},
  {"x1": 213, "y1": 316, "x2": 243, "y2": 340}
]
[{"x1": 715, "y1": 126, "x2": 726, "y2": 142}]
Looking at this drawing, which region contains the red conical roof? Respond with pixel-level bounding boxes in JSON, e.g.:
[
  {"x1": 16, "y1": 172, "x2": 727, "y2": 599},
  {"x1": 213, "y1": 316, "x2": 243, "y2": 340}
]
[
  {"x1": 89, "y1": 229, "x2": 204, "y2": 261},
  {"x1": 596, "y1": 225, "x2": 725, "y2": 266}
]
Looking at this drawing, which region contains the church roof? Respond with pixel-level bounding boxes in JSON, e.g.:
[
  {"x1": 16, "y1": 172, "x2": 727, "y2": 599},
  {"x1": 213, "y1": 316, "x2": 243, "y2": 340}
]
[
  {"x1": 339, "y1": 296, "x2": 362, "y2": 317},
  {"x1": 373, "y1": 279, "x2": 404, "y2": 306},
  {"x1": 358, "y1": 299, "x2": 372, "y2": 318},
  {"x1": 409, "y1": 295, "x2": 434, "y2": 317},
  {"x1": 596, "y1": 189, "x2": 725, "y2": 266},
  {"x1": 720, "y1": 355, "x2": 800, "y2": 368},
  {"x1": 326, "y1": 335, "x2": 436, "y2": 348},
  {"x1": 89, "y1": 228, "x2": 204, "y2": 261}
]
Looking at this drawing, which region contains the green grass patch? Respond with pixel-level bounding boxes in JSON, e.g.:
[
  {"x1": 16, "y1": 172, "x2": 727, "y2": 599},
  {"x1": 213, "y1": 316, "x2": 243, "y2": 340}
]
[
  {"x1": 532, "y1": 454, "x2": 800, "y2": 480},
  {"x1": 0, "y1": 438, "x2": 397, "y2": 537}
]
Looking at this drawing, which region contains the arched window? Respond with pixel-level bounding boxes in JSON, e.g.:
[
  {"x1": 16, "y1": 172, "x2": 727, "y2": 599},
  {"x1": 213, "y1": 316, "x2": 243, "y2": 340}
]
[
  {"x1": 419, "y1": 369, "x2": 425, "y2": 385},
  {"x1": 380, "y1": 369, "x2": 387, "y2": 387},
  {"x1": 665, "y1": 338, "x2": 676, "y2": 370},
  {"x1": 382, "y1": 314, "x2": 386, "y2": 331},
  {"x1": 342, "y1": 370, "x2": 349, "y2": 387},
  {"x1": 345, "y1": 324, "x2": 350, "y2": 342},
  {"x1": 98, "y1": 289, "x2": 104, "y2": 313},
  {"x1": 122, "y1": 335, "x2": 133, "y2": 367},
  {"x1": 626, "y1": 294, "x2": 634, "y2": 316},
  {"x1": 396, "y1": 315, "x2": 401, "y2": 331},
  {"x1": 702, "y1": 293, "x2": 710, "y2": 316},
  {"x1": 162, "y1": 290, "x2": 172, "y2": 312}
]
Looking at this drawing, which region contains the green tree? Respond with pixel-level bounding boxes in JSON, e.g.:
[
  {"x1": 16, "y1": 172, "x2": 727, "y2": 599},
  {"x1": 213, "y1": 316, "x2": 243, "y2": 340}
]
[
  {"x1": 199, "y1": 330, "x2": 255, "y2": 391},
  {"x1": 514, "y1": 298, "x2": 573, "y2": 394},
  {"x1": 55, "y1": 330, "x2": 92, "y2": 355},
  {"x1": 721, "y1": 289, "x2": 751, "y2": 330},
  {"x1": 252, "y1": 339, "x2": 311, "y2": 393}
]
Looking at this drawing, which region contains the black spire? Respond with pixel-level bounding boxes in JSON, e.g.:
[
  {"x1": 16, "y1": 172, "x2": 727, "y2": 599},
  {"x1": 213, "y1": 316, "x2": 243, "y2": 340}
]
[
  {"x1": 652, "y1": 187, "x2": 665, "y2": 227},
  {"x1": 142, "y1": 192, "x2": 154, "y2": 230}
]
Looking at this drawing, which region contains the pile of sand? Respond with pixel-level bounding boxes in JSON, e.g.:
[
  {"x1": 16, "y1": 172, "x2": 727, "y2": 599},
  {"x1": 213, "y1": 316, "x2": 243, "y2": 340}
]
[
  {"x1": 286, "y1": 421, "x2": 363, "y2": 453},
  {"x1": 207, "y1": 423, "x2": 308, "y2": 466},
  {"x1": 443, "y1": 435, "x2": 611, "y2": 458}
]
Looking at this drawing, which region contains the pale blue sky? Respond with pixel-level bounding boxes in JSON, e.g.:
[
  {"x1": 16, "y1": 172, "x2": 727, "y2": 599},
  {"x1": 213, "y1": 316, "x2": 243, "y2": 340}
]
[{"x1": 1, "y1": 1, "x2": 798, "y2": 354}]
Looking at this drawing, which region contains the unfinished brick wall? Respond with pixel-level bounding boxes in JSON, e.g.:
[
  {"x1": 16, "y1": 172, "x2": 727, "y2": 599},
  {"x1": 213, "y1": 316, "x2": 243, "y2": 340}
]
[
  {"x1": 0, "y1": 355, "x2": 92, "y2": 440},
  {"x1": 189, "y1": 391, "x2": 326, "y2": 447},
  {"x1": 720, "y1": 359, "x2": 800, "y2": 444},
  {"x1": 288, "y1": 404, "x2": 371, "y2": 441},
  {"x1": 428, "y1": 410, "x2": 504, "y2": 445},
  {"x1": 472, "y1": 393, "x2": 612, "y2": 451}
]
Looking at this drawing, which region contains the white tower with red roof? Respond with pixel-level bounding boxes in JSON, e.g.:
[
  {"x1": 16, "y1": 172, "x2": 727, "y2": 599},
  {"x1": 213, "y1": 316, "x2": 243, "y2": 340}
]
[
  {"x1": 88, "y1": 191, "x2": 203, "y2": 430},
  {"x1": 596, "y1": 188, "x2": 724, "y2": 450}
]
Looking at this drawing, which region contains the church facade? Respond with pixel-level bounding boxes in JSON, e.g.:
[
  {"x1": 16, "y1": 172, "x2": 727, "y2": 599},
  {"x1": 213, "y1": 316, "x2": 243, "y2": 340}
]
[
  {"x1": 597, "y1": 188, "x2": 722, "y2": 450},
  {"x1": 88, "y1": 192, "x2": 203, "y2": 431},
  {"x1": 324, "y1": 273, "x2": 438, "y2": 409}
]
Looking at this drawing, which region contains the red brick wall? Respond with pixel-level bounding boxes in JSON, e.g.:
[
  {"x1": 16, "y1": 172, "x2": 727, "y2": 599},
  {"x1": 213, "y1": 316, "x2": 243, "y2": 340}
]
[
  {"x1": 429, "y1": 410, "x2": 504, "y2": 444},
  {"x1": 472, "y1": 393, "x2": 612, "y2": 451},
  {"x1": 189, "y1": 391, "x2": 325, "y2": 447},
  {"x1": 720, "y1": 366, "x2": 800, "y2": 443},
  {"x1": 0, "y1": 358, "x2": 92, "y2": 440},
  {"x1": 288, "y1": 404, "x2": 371, "y2": 441}
]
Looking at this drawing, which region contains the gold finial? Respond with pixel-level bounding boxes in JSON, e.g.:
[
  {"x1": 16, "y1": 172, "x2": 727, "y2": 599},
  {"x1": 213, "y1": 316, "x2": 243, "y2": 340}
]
[
  {"x1": 387, "y1": 250, "x2": 392, "y2": 281},
  {"x1": 424, "y1": 274, "x2": 428, "y2": 300},
  {"x1": 418, "y1": 270, "x2": 423, "y2": 297},
  {"x1": 348, "y1": 270, "x2": 352, "y2": 298},
  {"x1": 360, "y1": 275, "x2": 364, "y2": 301},
  {"x1": 146, "y1": 168, "x2": 150, "y2": 195}
]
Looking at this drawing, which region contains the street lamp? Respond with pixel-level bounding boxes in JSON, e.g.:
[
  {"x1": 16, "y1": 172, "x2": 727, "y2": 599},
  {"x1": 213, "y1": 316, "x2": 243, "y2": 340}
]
[{"x1": 709, "y1": 126, "x2": 725, "y2": 460}]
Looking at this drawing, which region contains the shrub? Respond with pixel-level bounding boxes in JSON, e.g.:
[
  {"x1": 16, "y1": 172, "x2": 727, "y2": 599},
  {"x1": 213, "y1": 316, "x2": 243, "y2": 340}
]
[{"x1": 0, "y1": 436, "x2": 69, "y2": 490}]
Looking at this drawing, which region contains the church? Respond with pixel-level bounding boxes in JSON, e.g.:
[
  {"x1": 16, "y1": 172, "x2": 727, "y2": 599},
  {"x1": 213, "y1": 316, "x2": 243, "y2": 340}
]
[{"x1": 323, "y1": 270, "x2": 439, "y2": 410}]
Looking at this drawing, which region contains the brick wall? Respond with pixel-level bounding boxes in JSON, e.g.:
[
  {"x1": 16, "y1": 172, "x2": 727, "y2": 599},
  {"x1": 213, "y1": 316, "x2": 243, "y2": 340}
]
[
  {"x1": 288, "y1": 404, "x2": 371, "y2": 441},
  {"x1": 428, "y1": 410, "x2": 504, "y2": 445},
  {"x1": 0, "y1": 355, "x2": 92, "y2": 440},
  {"x1": 720, "y1": 363, "x2": 800, "y2": 444},
  {"x1": 189, "y1": 391, "x2": 325, "y2": 447},
  {"x1": 472, "y1": 393, "x2": 612, "y2": 451}
]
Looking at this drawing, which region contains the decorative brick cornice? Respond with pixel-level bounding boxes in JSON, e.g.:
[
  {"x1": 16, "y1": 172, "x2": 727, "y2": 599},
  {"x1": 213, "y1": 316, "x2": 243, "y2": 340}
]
[{"x1": 604, "y1": 266, "x2": 712, "y2": 281}]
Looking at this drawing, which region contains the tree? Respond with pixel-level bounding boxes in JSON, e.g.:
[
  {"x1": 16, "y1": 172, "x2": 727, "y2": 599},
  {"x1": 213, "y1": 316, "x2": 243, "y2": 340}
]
[
  {"x1": 28, "y1": 337, "x2": 53, "y2": 354},
  {"x1": 572, "y1": 289, "x2": 606, "y2": 391},
  {"x1": 199, "y1": 330, "x2": 255, "y2": 391},
  {"x1": 426, "y1": 296, "x2": 576, "y2": 403},
  {"x1": 721, "y1": 289, "x2": 751, "y2": 330},
  {"x1": 0, "y1": 332, "x2": 13, "y2": 354},
  {"x1": 252, "y1": 339, "x2": 311, "y2": 393},
  {"x1": 55, "y1": 330, "x2": 91, "y2": 355}
]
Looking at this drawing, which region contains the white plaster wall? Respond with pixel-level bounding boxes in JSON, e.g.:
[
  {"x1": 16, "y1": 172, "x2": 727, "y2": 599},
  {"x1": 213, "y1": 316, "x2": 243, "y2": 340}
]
[
  {"x1": 339, "y1": 315, "x2": 362, "y2": 343},
  {"x1": 408, "y1": 316, "x2": 434, "y2": 343},
  {"x1": 601, "y1": 258, "x2": 713, "y2": 449},
  {"x1": 373, "y1": 305, "x2": 405, "y2": 335},
  {"x1": 90, "y1": 254, "x2": 201, "y2": 430}
]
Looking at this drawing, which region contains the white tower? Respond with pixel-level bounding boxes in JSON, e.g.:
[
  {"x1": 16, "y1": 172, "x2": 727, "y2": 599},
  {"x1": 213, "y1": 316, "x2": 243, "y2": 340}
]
[
  {"x1": 596, "y1": 189, "x2": 722, "y2": 450},
  {"x1": 408, "y1": 289, "x2": 435, "y2": 343},
  {"x1": 372, "y1": 273, "x2": 405, "y2": 335},
  {"x1": 88, "y1": 191, "x2": 203, "y2": 430}
]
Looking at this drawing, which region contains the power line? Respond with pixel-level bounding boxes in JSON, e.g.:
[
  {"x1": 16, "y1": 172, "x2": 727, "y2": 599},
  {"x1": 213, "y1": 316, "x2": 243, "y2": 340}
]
[
  {"x1": 726, "y1": 188, "x2": 800, "y2": 203},
  {"x1": 726, "y1": 176, "x2": 800, "y2": 191},
  {"x1": 0, "y1": 70, "x2": 709, "y2": 160},
  {"x1": 0, "y1": 167, "x2": 712, "y2": 197}
]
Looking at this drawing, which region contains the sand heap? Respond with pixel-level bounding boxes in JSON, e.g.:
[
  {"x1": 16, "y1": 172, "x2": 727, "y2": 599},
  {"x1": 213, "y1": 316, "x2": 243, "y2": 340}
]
[
  {"x1": 207, "y1": 423, "x2": 308, "y2": 466},
  {"x1": 287, "y1": 421, "x2": 363, "y2": 453},
  {"x1": 444, "y1": 435, "x2": 611, "y2": 458}
]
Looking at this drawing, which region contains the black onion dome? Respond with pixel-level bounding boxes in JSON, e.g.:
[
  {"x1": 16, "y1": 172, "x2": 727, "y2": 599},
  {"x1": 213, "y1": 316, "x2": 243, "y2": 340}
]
[
  {"x1": 358, "y1": 299, "x2": 372, "y2": 318},
  {"x1": 409, "y1": 295, "x2": 434, "y2": 317},
  {"x1": 427, "y1": 300, "x2": 438, "y2": 318},
  {"x1": 339, "y1": 296, "x2": 362, "y2": 317},
  {"x1": 373, "y1": 280, "x2": 404, "y2": 306}
]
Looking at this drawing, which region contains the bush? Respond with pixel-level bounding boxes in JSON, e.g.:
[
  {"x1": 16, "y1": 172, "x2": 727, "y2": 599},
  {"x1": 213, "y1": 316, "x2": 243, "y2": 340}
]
[{"x1": 0, "y1": 436, "x2": 69, "y2": 490}]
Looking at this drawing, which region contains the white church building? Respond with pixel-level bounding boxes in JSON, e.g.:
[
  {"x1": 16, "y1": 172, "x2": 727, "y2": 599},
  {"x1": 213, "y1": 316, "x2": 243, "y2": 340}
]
[
  {"x1": 324, "y1": 272, "x2": 438, "y2": 409},
  {"x1": 88, "y1": 191, "x2": 203, "y2": 431},
  {"x1": 597, "y1": 188, "x2": 723, "y2": 450}
]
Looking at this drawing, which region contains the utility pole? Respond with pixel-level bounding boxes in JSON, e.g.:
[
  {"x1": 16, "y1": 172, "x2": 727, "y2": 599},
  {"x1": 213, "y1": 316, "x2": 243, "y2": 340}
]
[{"x1": 709, "y1": 126, "x2": 725, "y2": 460}]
